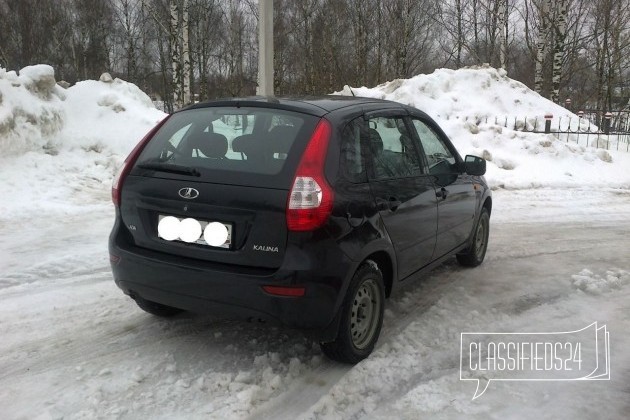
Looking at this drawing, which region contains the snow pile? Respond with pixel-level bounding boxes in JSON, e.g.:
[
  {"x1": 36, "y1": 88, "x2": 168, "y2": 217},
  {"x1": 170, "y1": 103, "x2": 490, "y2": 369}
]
[
  {"x1": 0, "y1": 65, "x2": 65, "y2": 155},
  {"x1": 0, "y1": 65, "x2": 165, "y2": 221},
  {"x1": 336, "y1": 66, "x2": 630, "y2": 189},
  {"x1": 571, "y1": 268, "x2": 630, "y2": 295},
  {"x1": 339, "y1": 66, "x2": 578, "y2": 123},
  {"x1": 60, "y1": 75, "x2": 164, "y2": 155}
]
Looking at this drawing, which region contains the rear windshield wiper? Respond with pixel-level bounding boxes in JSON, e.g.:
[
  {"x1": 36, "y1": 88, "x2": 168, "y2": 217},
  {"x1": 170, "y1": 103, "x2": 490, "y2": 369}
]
[{"x1": 136, "y1": 162, "x2": 201, "y2": 177}]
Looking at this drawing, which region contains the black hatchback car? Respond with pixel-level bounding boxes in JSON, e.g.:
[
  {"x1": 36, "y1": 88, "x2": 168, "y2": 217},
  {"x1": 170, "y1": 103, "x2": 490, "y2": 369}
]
[{"x1": 109, "y1": 96, "x2": 491, "y2": 363}]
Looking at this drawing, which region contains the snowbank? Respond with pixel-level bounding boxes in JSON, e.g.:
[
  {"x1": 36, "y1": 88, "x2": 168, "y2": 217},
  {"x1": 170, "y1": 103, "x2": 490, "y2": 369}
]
[
  {"x1": 338, "y1": 66, "x2": 577, "y2": 123},
  {"x1": 61, "y1": 77, "x2": 164, "y2": 155},
  {"x1": 0, "y1": 65, "x2": 65, "y2": 155},
  {"x1": 0, "y1": 65, "x2": 165, "y2": 220},
  {"x1": 336, "y1": 66, "x2": 630, "y2": 190},
  {"x1": 1, "y1": 64, "x2": 629, "y2": 222}
]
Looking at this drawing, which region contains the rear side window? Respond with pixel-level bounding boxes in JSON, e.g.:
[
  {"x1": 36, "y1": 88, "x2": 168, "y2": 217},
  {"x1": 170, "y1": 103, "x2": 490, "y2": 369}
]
[
  {"x1": 367, "y1": 116, "x2": 423, "y2": 179},
  {"x1": 137, "y1": 107, "x2": 314, "y2": 176},
  {"x1": 340, "y1": 117, "x2": 367, "y2": 182}
]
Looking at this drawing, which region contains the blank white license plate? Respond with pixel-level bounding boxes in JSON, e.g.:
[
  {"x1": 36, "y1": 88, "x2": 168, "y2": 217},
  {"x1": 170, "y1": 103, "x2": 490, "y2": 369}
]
[{"x1": 158, "y1": 214, "x2": 233, "y2": 249}]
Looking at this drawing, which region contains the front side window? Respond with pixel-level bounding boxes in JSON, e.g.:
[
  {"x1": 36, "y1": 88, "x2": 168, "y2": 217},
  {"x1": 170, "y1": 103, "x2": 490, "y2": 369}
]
[
  {"x1": 412, "y1": 119, "x2": 457, "y2": 175},
  {"x1": 367, "y1": 116, "x2": 423, "y2": 179}
]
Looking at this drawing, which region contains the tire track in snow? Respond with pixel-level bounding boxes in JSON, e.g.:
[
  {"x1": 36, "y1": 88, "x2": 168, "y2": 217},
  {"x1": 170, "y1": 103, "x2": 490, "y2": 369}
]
[
  {"x1": 282, "y1": 221, "x2": 630, "y2": 419},
  {"x1": 247, "y1": 262, "x2": 461, "y2": 420}
]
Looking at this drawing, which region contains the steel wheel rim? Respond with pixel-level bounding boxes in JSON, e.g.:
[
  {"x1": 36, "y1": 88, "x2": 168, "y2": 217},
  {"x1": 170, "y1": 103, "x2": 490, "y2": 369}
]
[
  {"x1": 474, "y1": 216, "x2": 488, "y2": 257},
  {"x1": 350, "y1": 278, "x2": 381, "y2": 350}
]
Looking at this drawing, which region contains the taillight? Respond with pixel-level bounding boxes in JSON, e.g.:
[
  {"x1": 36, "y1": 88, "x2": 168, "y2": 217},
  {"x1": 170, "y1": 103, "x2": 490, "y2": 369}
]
[
  {"x1": 286, "y1": 119, "x2": 334, "y2": 231},
  {"x1": 112, "y1": 115, "x2": 171, "y2": 207}
]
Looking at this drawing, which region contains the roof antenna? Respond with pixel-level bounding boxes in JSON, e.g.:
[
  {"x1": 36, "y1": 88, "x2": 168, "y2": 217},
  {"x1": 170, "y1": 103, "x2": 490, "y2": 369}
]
[{"x1": 349, "y1": 87, "x2": 356, "y2": 97}]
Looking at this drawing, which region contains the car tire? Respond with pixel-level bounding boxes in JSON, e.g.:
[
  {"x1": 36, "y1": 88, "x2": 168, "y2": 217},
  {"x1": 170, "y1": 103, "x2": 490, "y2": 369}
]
[
  {"x1": 457, "y1": 207, "x2": 490, "y2": 267},
  {"x1": 133, "y1": 295, "x2": 184, "y2": 317},
  {"x1": 320, "y1": 261, "x2": 385, "y2": 364}
]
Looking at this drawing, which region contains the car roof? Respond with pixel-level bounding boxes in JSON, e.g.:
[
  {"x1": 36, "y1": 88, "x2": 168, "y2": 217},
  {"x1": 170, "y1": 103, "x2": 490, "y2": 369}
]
[{"x1": 183, "y1": 95, "x2": 410, "y2": 117}]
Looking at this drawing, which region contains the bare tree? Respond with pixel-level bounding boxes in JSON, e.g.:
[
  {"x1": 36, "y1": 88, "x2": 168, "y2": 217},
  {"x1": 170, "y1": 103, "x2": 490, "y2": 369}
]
[
  {"x1": 589, "y1": 0, "x2": 630, "y2": 111},
  {"x1": 181, "y1": 0, "x2": 191, "y2": 104},
  {"x1": 550, "y1": 0, "x2": 568, "y2": 103},
  {"x1": 111, "y1": 0, "x2": 143, "y2": 81},
  {"x1": 198, "y1": 0, "x2": 257, "y2": 97},
  {"x1": 188, "y1": 0, "x2": 221, "y2": 100},
  {"x1": 498, "y1": 0, "x2": 508, "y2": 69},
  {"x1": 383, "y1": 0, "x2": 438, "y2": 79},
  {"x1": 534, "y1": 0, "x2": 552, "y2": 94},
  {"x1": 0, "y1": 0, "x2": 625, "y2": 112},
  {"x1": 169, "y1": 0, "x2": 182, "y2": 106}
]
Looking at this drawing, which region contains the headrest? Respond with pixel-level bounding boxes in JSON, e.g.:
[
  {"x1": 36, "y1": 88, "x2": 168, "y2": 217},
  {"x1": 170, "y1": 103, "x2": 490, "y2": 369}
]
[
  {"x1": 191, "y1": 132, "x2": 227, "y2": 158},
  {"x1": 232, "y1": 134, "x2": 258, "y2": 155},
  {"x1": 268, "y1": 125, "x2": 298, "y2": 154}
]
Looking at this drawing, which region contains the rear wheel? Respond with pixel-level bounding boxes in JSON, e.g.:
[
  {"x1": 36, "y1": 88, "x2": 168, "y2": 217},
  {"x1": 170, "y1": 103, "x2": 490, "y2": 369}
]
[
  {"x1": 457, "y1": 207, "x2": 490, "y2": 267},
  {"x1": 132, "y1": 295, "x2": 184, "y2": 317},
  {"x1": 320, "y1": 261, "x2": 385, "y2": 364}
]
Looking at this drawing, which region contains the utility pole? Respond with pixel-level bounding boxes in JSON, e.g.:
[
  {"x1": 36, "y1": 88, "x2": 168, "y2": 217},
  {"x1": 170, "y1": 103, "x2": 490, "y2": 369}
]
[{"x1": 257, "y1": 0, "x2": 274, "y2": 96}]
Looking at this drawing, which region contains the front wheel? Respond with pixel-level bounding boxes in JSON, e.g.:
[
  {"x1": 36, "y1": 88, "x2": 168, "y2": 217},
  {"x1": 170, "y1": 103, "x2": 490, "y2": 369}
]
[
  {"x1": 320, "y1": 261, "x2": 385, "y2": 364},
  {"x1": 457, "y1": 207, "x2": 490, "y2": 267}
]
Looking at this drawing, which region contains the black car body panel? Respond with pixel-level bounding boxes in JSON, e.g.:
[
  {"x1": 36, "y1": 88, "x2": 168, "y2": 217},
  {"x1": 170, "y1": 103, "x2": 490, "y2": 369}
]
[
  {"x1": 111, "y1": 213, "x2": 353, "y2": 332},
  {"x1": 120, "y1": 177, "x2": 291, "y2": 268},
  {"x1": 109, "y1": 96, "x2": 491, "y2": 340}
]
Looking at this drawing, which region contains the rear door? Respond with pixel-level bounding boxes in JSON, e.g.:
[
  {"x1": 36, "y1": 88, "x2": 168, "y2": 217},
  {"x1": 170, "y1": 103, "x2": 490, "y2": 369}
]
[
  {"x1": 119, "y1": 106, "x2": 319, "y2": 269},
  {"x1": 364, "y1": 112, "x2": 438, "y2": 280},
  {"x1": 409, "y1": 117, "x2": 477, "y2": 258}
]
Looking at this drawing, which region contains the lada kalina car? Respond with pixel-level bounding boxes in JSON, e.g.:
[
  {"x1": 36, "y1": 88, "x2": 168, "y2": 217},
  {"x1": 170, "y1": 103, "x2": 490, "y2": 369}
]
[{"x1": 109, "y1": 96, "x2": 491, "y2": 363}]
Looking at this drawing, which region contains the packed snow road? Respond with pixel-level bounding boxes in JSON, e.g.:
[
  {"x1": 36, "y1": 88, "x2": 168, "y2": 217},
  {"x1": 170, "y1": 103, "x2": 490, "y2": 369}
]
[{"x1": 1, "y1": 188, "x2": 629, "y2": 419}]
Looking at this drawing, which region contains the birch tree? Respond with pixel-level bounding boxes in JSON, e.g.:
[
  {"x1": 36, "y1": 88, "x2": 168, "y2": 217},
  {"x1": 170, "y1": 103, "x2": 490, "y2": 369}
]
[
  {"x1": 534, "y1": 0, "x2": 552, "y2": 94},
  {"x1": 170, "y1": 0, "x2": 182, "y2": 107},
  {"x1": 455, "y1": 0, "x2": 463, "y2": 68},
  {"x1": 168, "y1": 0, "x2": 191, "y2": 108},
  {"x1": 550, "y1": 0, "x2": 568, "y2": 103},
  {"x1": 181, "y1": 0, "x2": 191, "y2": 105},
  {"x1": 497, "y1": 0, "x2": 508, "y2": 69}
]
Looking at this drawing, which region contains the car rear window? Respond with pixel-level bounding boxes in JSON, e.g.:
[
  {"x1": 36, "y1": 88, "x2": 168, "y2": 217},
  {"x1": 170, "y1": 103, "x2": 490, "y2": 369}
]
[{"x1": 135, "y1": 107, "x2": 318, "y2": 184}]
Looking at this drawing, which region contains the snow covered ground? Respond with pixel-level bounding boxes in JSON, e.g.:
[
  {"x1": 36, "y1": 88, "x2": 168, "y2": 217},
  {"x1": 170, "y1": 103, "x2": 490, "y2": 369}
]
[{"x1": 1, "y1": 65, "x2": 629, "y2": 419}]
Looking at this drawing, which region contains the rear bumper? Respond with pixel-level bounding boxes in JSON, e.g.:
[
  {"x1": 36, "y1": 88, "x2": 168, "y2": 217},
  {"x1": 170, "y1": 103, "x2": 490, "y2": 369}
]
[{"x1": 109, "y1": 222, "x2": 353, "y2": 336}]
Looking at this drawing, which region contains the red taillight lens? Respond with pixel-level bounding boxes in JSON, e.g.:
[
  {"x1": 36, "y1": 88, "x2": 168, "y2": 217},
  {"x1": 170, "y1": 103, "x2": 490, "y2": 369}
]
[
  {"x1": 112, "y1": 115, "x2": 171, "y2": 207},
  {"x1": 286, "y1": 119, "x2": 334, "y2": 231}
]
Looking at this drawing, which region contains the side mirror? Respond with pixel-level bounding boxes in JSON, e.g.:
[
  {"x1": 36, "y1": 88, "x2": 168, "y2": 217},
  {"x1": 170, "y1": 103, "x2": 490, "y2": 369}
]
[{"x1": 464, "y1": 155, "x2": 486, "y2": 176}]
